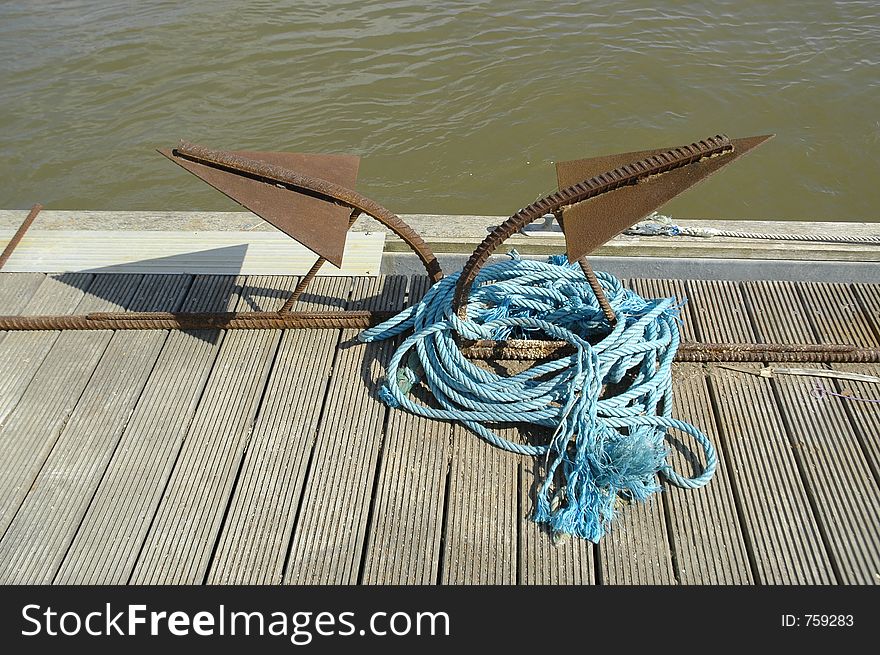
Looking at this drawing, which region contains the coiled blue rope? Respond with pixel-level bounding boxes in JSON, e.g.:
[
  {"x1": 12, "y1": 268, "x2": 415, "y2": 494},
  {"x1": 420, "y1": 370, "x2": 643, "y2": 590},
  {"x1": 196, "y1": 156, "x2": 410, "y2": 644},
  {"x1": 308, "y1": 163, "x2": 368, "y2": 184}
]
[{"x1": 359, "y1": 255, "x2": 716, "y2": 542}]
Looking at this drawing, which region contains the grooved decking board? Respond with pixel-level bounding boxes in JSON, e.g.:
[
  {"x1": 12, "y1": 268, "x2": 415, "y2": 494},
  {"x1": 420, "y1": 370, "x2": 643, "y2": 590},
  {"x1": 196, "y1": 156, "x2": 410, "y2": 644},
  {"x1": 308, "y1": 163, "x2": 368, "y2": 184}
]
[
  {"x1": 741, "y1": 281, "x2": 880, "y2": 584},
  {"x1": 688, "y1": 279, "x2": 835, "y2": 583},
  {"x1": 54, "y1": 275, "x2": 238, "y2": 584},
  {"x1": 284, "y1": 276, "x2": 407, "y2": 585},
  {"x1": 630, "y1": 279, "x2": 752, "y2": 584},
  {"x1": 742, "y1": 280, "x2": 816, "y2": 344},
  {"x1": 830, "y1": 363, "x2": 880, "y2": 487},
  {"x1": 0, "y1": 275, "x2": 190, "y2": 583},
  {"x1": 0, "y1": 273, "x2": 93, "y2": 423},
  {"x1": 770, "y1": 367, "x2": 880, "y2": 583},
  {"x1": 206, "y1": 276, "x2": 352, "y2": 585},
  {"x1": 598, "y1": 496, "x2": 676, "y2": 584},
  {"x1": 519, "y1": 459, "x2": 596, "y2": 585},
  {"x1": 0, "y1": 274, "x2": 142, "y2": 536},
  {"x1": 0, "y1": 273, "x2": 44, "y2": 312},
  {"x1": 794, "y1": 282, "x2": 877, "y2": 346},
  {"x1": 705, "y1": 368, "x2": 835, "y2": 583},
  {"x1": 851, "y1": 284, "x2": 880, "y2": 341},
  {"x1": 361, "y1": 276, "x2": 453, "y2": 585},
  {"x1": 0, "y1": 273, "x2": 44, "y2": 346},
  {"x1": 666, "y1": 365, "x2": 753, "y2": 584},
  {"x1": 440, "y1": 424, "x2": 519, "y2": 585},
  {"x1": 583, "y1": 278, "x2": 674, "y2": 584},
  {"x1": 686, "y1": 279, "x2": 755, "y2": 344},
  {"x1": 130, "y1": 275, "x2": 292, "y2": 584}
]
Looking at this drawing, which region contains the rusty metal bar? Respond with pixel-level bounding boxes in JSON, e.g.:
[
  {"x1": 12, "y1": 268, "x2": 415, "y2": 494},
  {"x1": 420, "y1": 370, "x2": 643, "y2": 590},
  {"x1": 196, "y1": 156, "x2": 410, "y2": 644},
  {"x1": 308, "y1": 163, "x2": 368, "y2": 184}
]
[
  {"x1": 452, "y1": 136, "x2": 734, "y2": 316},
  {"x1": 553, "y1": 211, "x2": 616, "y2": 326},
  {"x1": 0, "y1": 310, "x2": 395, "y2": 331},
  {"x1": 278, "y1": 209, "x2": 362, "y2": 313},
  {"x1": 576, "y1": 257, "x2": 616, "y2": 325},
  {"x1": 458, "y1": 339, "x2": 880, "y2": 363},
  {"x1": 0, "y1": 203, "x2": 43, "y2": 270},
  {"x1": 0, "y1": 309, "x2": 877, "y2": 363}
]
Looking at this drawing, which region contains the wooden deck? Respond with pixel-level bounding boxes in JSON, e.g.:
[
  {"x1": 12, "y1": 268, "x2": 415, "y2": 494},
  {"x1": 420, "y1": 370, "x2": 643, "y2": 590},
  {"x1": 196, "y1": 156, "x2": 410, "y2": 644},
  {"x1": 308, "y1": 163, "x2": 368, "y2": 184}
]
[{"x1": 0, "y1": 271, "x2": 878, "y2": 585}]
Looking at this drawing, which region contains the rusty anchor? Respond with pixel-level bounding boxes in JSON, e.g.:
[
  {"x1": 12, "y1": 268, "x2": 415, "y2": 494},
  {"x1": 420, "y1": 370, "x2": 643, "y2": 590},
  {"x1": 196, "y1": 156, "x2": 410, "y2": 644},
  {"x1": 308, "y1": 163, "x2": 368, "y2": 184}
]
[{"x1": 1, "y1": 133, "x2": 879, "y2": 364}]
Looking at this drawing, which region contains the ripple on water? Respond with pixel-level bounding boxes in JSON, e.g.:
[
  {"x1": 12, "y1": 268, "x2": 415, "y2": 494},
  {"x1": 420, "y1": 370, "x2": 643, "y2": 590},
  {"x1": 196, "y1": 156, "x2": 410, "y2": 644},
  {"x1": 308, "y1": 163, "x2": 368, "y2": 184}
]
[{"x1": 0, "y1": 0, "x2": 877, "y2": 220}]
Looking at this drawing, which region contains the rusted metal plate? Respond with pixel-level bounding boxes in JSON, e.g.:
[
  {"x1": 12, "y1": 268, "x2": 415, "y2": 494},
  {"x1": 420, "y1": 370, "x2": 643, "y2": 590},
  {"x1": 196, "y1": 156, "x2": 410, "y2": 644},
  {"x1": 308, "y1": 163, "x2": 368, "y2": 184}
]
[
  {"x1": 159, "y1": 148, "x2": 359, "y2": 267},
  {"x1": 555, "y1": 134, "x2": 774, "y2": 262}
]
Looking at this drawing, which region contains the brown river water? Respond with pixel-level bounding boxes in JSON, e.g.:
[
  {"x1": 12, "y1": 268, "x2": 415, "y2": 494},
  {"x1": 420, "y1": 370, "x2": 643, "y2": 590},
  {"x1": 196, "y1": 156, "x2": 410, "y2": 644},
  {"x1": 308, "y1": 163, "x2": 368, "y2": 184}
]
[{"x1": 1, "y1": 1, "x2": 878, "y2": 220}]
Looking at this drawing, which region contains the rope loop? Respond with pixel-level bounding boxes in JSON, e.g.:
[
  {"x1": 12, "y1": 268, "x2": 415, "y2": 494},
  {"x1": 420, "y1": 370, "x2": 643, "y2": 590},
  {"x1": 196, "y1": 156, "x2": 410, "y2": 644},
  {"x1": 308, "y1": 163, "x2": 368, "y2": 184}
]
[{"x1": 360, "y1": 256, "x2": 715, "y2": 541}]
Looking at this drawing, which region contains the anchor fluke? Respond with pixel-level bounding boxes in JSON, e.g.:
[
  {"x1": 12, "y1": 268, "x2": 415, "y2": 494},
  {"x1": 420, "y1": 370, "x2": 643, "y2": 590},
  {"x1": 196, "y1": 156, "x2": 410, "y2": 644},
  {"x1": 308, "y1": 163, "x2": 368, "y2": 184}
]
[{"x1": 159, "y1": 144, "x2": 360, "y2": 267}]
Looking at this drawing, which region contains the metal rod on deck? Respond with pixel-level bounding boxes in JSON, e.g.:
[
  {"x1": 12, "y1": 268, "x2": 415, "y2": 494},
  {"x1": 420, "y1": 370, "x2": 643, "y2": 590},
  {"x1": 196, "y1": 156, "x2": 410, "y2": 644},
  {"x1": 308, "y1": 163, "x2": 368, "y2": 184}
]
[
  {"x1": 0, "y1": 310, "x2": 878, "y2": 363},
  {"x1": 277, "y1": 209, "x2": 362, "y2": 313},
  {"x1": 0, "y1": 203, "x2": 42, "y2": 270}
]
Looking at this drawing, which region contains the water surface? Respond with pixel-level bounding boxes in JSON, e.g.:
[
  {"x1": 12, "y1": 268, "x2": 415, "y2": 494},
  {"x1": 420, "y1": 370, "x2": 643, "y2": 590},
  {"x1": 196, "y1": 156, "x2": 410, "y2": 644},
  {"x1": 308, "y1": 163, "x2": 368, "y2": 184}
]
[{"x1": 1, "y1": 1, "x2": 878, "y2": 220}]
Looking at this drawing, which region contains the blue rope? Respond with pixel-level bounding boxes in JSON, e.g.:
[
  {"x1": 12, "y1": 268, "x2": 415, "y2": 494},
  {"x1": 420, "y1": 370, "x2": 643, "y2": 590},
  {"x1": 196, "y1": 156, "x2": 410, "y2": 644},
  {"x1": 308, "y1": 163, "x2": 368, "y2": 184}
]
[{"x1": 359, "y1": 255, "x2": 716, "y2": 542}]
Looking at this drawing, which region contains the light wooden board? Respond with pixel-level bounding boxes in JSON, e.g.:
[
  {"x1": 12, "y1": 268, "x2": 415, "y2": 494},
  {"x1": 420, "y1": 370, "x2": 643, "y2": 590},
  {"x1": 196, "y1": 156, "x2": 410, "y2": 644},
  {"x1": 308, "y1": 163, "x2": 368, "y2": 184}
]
[
  {"x1": 0, "y1": 273, "x2": 92, "y2": 423},
  {"x1": 0, "y1": 273, "x2": 44, "y2": 346},
  {"x1": 0, "y1": 275, "x2": 189, "y2": 583},
  {"x1": 440, "y1": 423, "x2": 519, "y2": 585},
  {"x1": 284, "y1": 276, "x2": 407, "y2": 584},
  {"x1": 360, "y1": 277, "x2": 453, "y2": 585},
  {"x1": 794, "y1": 282, "x2": 877, "y2": 346},
  {"x1": 829, "y1": 363, "x2": 880, "y2": 489},
  {"x1": 206, "y1": 277, "x2": 351, "y2": 585},
  {"x1": 631, "y1": 278, "x2": 752, "y2": 584},
  {"x1": 742, "y1": 280, "x2": 880, "y2": 584},
  {"x1": 53, "y1": 275, "x2": 238, "y2": 584},
  {"x1": 0, "y1": 229, "x2": 384, "y2": 276},
  {"x1": 769, "y1": 366, "x2": 880, "y2": 584},
  {"x1": 0, "y1": 275, "x2": 141, "y2": 537},
  {"x1": 129, "y1": 275, "x2": 291, "y2": 584},
  {"x1": 519, "y1": 458, "x2": 596, "y2": 585},
  {"x1": 689, "y1": 279, "x2": 835, "y2": 583}
]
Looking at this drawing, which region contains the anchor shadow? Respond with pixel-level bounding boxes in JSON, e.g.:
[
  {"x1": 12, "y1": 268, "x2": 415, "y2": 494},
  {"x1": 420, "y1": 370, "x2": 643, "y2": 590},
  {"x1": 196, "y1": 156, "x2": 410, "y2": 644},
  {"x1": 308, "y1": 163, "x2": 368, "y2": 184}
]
[{"x1": 43, "y1": 244, "x2": 352, "y2": 344}]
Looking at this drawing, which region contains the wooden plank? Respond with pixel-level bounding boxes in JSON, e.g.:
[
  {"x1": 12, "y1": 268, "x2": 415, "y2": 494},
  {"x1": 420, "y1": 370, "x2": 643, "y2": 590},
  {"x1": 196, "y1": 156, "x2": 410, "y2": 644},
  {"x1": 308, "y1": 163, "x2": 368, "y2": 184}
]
[
  {"x1": 743, "y1": 281, "x2": 880, "y2": 583},
  {"x1": 851, "y1": 283, "x2": 880, "y2": 340},
  {"x1": 689, "y1": 279, "x2": 835, "y2": 583},
  {"x1": 0, "y1": 229, "x2": 384, "y2": 276},
  {"x1": 53, "y1": 275, "x2": 238, "y2": 584},
  {"x1": 0, "y1": 275, "x2": 190, "y2": 583},
  {"x1": 360, "y1": 276, "x2": 453, "y2": 585},
  {"x1": 0, "y1": 273, "x2": 45, "y2": 308},
  {"x1": 440, "y1": 424, "x2": 518, "y2": 585},
  {"x1": 630, "y1": 278, "x2": 752, "y2": 584},
  {"x1": 0, "y1": 272, "x2": 44, "y2": 346},
  {"x1": 0, "y1": 275, "x2": 142, "y2": 536},
  {"x1": 686, "y1": 279, "x2": 756, "y2": 344},
  {"x1": 598, "y1": 496, "x2": 676, "y2": 584},
  {"x1": 665, "y1": 364, "x2": 753, "y2": 584},
  {"x1": 829, "y1": 284, "x2": 880, "y2": 486},
  {"x1": 743, "y1": 280, "x2": 815, "y2": 344},
  {"x1": 770, "y1": 366, "x2": 880, "y2": 583},
  {"x1": 206, "y1": 276, "x2": 352, "y2": 585},
  {"x1": 8, "y1": 211, "x2": 879, "y2": 241},
  {"x1": 794, "y1": 282, "x2": 877, "y2": 346},
  {"x1": 829, "y1": 363, "x2": 880, "y2": 486},
  {"x1": 0, "y1": 273, "x2": 93, "y2": 423},
  {"x1": 519, "y1": 459, "x2": 596, "y2": 585},
  {"x1": 129, "y1": 275, "x2": 292, "y2": 584},
  {"x1": 284, "y1": 276, "x2": 407, "y2": 585}
]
